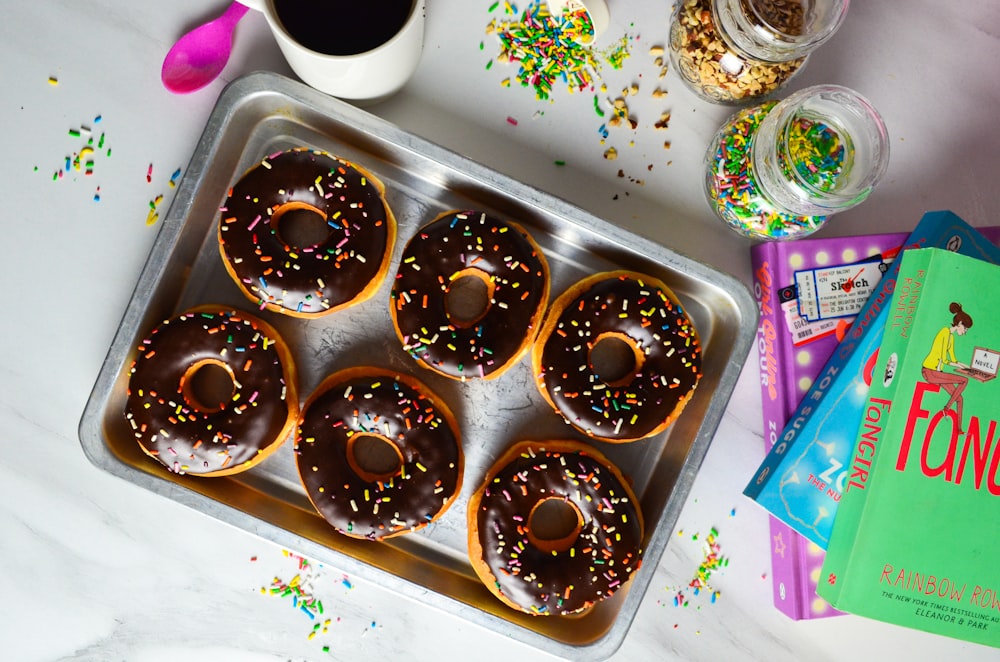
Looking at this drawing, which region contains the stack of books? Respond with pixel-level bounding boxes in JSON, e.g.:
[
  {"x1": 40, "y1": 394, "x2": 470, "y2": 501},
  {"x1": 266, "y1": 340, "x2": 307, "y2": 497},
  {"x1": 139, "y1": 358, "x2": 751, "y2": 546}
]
[{"x1": 745, "y1": 210, "x2": 1000, "y2": 649}]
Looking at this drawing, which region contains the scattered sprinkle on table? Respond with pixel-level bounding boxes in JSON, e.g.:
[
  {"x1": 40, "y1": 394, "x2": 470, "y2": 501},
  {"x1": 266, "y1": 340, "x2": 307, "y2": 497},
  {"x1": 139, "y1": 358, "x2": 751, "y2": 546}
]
[
  {"x1": 256, "y1": 549, "x2": 375, "y2": 653},
  {"x1": 669, "y1": 526, "x2": 729, "y2": 608},
  {"x1": 483, "y1": 5, "x2": 675, "y2": 190},
  {"x1": 485, "y1": 1, "x2": 629, "y2": 101}
]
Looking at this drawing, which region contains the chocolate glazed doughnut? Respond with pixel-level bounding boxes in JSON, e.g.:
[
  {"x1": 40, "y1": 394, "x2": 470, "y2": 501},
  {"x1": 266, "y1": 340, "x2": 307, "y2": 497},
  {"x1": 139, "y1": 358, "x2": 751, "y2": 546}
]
[
  {"x1": 219, "y1": 148, "x2": 396, "y2": 317},
  {"x1": 532, "y1": 270, "x2": 702, "y2": 442},
  {"x1": 124, "y1": 306, "x2": 298, "y2": 476},
  {"x1": 467, "y1": 440, "x2": 644, "y2": 616},
  {"x1": 390, "y1": 210, "x2": 549, "y2": 381},
  {"x1": 295, "y1": 367, "x2": 463, "y2": 541}
]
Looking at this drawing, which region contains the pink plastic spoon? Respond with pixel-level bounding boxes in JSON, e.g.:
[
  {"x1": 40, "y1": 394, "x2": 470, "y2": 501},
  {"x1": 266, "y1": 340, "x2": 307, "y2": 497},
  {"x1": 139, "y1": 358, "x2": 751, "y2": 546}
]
[{"x1": 161, "y1": 2, "x2": 249, "y2": 94}]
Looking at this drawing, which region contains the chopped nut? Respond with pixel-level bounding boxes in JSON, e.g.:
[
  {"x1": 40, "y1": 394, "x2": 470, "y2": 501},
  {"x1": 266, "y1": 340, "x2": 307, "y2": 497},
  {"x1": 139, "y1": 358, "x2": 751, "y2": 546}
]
[{"x1": 669, "y1": 0, "x2": 804, "y2": 102}]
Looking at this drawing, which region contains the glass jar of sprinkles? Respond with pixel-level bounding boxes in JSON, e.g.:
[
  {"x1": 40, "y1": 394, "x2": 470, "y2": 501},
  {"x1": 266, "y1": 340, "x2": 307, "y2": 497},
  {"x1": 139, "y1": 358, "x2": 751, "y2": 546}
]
[
  {"x1": 668, "y1": 0, "x2": 849, "y2": 104},
  {"x1": 705, "y1": 84, "x2": 889, "y2": 240}
]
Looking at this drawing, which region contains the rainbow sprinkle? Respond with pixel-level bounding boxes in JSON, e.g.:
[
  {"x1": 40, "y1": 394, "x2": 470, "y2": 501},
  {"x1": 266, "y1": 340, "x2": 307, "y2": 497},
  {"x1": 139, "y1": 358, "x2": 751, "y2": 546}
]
[
  {"x1": 486, "y1": 1, "x2": 632, "y2": 101},
  {"x1": 51, "y1": 117, "x2": 107, "y2": 182},
  {"x1": 260, "y1": 551, "x2": 345, "y2": 650},
  {"x1": 782, "y1": 117, "x2": 847, "y2": 191},
  {"x1": 670, "y1": 526, "x2": 728, "y2": 607}
]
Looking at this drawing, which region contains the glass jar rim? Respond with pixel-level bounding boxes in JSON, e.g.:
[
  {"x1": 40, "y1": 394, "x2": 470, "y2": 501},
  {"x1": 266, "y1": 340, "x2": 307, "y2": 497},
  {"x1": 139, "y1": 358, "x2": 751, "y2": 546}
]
[
  {"x1": 715, "y1": 0, "x2": 852, "y2": 61},
  {"x1": 753, "y1": 84, "x2": 890, "y2": 214}
]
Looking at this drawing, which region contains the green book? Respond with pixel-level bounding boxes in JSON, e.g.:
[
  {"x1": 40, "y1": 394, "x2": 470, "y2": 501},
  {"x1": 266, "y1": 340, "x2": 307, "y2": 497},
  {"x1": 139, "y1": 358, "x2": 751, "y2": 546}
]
[{"x1": 818, "y1": 247, "x2": 1000, "y2": 648}]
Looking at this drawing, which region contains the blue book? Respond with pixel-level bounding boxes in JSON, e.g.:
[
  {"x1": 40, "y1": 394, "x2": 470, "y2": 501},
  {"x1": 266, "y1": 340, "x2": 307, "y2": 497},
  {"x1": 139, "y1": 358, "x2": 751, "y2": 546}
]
[{"x1": 744, "y1": 211, "x2": 1000, "y2": 549}]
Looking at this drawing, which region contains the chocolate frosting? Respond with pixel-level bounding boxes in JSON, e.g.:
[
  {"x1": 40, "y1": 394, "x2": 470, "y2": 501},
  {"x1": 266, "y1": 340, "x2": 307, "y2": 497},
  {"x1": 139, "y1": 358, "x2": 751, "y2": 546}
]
[
  {"x1": 391, "y1": 210, "x2": 548, "y2": 380},
  {"x1": 536, "y1": 272, "x2": 702, "y2": 441},
  {"x1": 474, "y1": 442, "x2": 643, "y2": 615},
  {"x1": 219, "y1": 148, "x2": 392, "y2": 316},
  {"x1": 124, "y1": 308, "x2": 295, "y2": 475},
  {"x1": 296, "y1": 369, "x2": 462, "y2": 541}
]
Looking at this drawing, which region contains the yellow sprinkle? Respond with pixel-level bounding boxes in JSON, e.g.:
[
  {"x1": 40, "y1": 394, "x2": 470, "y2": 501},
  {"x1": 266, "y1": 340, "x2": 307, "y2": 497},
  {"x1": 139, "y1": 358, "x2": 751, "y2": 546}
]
[{"x1": 48, "y1": 76, "x2": 58, "y2": 86}]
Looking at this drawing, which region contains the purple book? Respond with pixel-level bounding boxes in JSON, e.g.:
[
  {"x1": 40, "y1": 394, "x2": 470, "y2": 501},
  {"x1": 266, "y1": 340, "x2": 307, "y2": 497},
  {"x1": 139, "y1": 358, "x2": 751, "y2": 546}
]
[{"x1": 751, "y1": 230, "x2": 908, "y2": 619}]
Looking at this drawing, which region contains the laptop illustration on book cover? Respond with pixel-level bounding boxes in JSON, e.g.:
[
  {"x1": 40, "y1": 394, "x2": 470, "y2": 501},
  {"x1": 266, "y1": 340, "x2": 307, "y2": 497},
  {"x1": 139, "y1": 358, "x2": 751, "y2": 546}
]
[{"x1": 954, "y1": 346, "x2": 1000, "y2": 382}]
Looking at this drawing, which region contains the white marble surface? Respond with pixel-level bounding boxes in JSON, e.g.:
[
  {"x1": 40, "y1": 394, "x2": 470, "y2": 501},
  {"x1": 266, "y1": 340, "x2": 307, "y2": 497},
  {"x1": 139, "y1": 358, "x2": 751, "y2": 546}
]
[{"x1": 4, "y1": 1, "x2": 1000, "y2": 660}]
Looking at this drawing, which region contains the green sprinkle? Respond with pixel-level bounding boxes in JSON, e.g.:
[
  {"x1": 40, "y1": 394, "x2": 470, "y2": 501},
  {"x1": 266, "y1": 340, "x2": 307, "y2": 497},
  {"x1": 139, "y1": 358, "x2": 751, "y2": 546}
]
[{"x1": 593, "y1": 95, "x2": 605, "y2": 117}]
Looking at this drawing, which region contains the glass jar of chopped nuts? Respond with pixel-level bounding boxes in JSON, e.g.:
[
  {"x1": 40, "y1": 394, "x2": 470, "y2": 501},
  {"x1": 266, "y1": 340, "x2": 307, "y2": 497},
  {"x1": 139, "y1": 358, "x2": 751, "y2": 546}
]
[
  {"x1": 668, "y1": 0, "x2": 850, "y2": 104},
  {"x1": 705, "y1": 85, "x2": 889, "y2": 240}
]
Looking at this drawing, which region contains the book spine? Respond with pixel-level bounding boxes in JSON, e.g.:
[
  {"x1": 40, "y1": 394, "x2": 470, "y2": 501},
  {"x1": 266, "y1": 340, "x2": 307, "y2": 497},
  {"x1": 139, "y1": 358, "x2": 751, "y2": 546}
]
[
  {"x1": 751, "y1": 242, "x2": 838, "y2": 620},
  {"x1": 743, "y1": 237, "x2": 913, "y2": 502},
  {"x1": 818, "y1": 248, "x2": 935, "y2": 607},
  {"x1": 751, "y1": 242, "x2": 797, "y2": 466}
]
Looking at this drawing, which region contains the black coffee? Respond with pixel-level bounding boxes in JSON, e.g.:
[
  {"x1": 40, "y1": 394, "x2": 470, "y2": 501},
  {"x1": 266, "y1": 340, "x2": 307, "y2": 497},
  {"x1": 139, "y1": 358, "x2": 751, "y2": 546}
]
[{"x1": 274, "y1": 0, "x2": 415, "y2": 56}]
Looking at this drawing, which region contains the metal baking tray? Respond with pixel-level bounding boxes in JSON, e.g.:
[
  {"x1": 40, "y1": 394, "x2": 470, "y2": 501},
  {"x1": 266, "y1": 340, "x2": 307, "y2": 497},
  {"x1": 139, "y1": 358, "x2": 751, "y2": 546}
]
[{"x1": 79, "y1": 71, "x2": 756, "y2": 660}]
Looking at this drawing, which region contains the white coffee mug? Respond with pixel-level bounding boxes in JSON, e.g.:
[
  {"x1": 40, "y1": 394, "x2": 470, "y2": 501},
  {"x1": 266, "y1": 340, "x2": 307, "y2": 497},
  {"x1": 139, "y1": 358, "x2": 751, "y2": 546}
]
[{"x1": 240, "y1": 0, "x2": 425, "y2": 103}]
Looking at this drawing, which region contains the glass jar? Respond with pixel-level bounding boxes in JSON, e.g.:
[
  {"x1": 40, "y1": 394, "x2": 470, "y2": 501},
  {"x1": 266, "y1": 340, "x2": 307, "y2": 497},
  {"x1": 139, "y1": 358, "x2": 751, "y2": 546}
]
[
  {"x1": 705, "y1": 84, "x2": 890, "y2": 240},
  {"x1": 668, "y1": 0, "x2": 850, "y2": 104}
]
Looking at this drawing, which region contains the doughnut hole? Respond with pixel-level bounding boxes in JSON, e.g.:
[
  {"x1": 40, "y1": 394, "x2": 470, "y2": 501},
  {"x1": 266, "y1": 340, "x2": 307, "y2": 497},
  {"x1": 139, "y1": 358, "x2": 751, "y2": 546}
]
[
  {"x1": 181, "y1": 359, "x2": 236, "y2": 413},
  {"x1": 347, "y1": 433, "x2": 405, "y2": 483},
  {"x1": 527, "y1": 497, "x2": 584, "y2": 553},
  {"x1": 272, "y1": 201, "x2": 332, "y2": 249},
  {"x1": 588, "y1": 332, "x2": 644, "y2": 387},
  {"x1": 445, "y1": 268, "x2": 496, "y2": 328}
]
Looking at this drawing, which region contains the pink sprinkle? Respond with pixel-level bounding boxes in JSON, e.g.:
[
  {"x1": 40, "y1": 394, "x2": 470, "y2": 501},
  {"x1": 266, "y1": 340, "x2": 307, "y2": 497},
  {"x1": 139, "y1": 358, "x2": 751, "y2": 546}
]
[
  {"x1": 506, "y1": 116, "x2": 518, "y2": 126},
  {"x1": 247, "y1": 214, "x2": 261, "y2": 231}
]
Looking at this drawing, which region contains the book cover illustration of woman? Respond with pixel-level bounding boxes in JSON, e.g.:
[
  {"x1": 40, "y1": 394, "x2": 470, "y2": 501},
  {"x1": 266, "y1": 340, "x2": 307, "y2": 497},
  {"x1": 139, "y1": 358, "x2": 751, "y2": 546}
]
[{"x1": 922, "y1": 301, "x2": 973, "y2": 431}]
